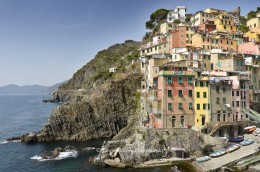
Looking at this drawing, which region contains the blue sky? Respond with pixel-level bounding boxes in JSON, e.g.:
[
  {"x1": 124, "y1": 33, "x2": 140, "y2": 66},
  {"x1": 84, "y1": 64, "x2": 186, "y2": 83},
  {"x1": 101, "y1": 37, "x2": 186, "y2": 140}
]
[{"x1": 0, "y1": 0, "x2": 258, "y2": 86}]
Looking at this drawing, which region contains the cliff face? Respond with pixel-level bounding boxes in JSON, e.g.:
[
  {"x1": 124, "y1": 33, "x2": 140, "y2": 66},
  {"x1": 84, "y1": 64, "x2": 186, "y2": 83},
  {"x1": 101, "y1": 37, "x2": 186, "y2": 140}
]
[{"x1": 12, "y1": 40, "x2": 143, "y2": 143}]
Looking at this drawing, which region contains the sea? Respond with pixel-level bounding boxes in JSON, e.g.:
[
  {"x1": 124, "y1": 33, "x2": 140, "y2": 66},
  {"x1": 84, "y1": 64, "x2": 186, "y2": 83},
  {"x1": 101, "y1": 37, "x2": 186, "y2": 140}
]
[{"x1": 0, "y1": 95, "x2": 171, "y2": 172}]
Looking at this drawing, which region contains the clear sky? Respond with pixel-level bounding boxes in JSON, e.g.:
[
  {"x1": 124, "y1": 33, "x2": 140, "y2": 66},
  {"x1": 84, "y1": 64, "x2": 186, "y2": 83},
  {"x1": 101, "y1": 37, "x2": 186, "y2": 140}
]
[{"x1": 0, "y1": 0, "x2": 258, "y2": 86}]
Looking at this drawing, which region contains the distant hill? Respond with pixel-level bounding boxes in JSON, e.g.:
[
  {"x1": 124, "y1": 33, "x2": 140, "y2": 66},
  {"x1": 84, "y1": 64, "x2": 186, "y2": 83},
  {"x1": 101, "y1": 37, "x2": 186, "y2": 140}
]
[{"x1": 0, "y1": 82, "x2": 64, "y2": 95}]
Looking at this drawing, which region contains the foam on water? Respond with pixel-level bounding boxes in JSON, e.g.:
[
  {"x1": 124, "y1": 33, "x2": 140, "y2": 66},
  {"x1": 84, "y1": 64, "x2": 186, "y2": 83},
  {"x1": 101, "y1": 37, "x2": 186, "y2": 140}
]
[
  {"x1": 0, "y1": 140, "x2": 8, "y2": 144},
  {"x1": 31, "y1": 150, "x2": 78, "y2": 161},
  {"x1": 56, "y1": 150, "x2": 78, "y2": 160}
]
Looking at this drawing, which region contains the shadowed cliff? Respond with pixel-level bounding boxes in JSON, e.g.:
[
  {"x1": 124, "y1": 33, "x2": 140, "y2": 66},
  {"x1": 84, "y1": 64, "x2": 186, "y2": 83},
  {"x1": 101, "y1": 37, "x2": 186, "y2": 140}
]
[{"x1": 11, "y1": 40, "x2": 143, "y2": 143}]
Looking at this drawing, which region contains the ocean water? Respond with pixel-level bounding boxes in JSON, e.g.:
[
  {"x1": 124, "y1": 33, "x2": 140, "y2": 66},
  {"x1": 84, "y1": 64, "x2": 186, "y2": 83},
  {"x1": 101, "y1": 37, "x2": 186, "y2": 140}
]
[{"x1": 0, "y1": 95, "x2": 170, "y2": 172}]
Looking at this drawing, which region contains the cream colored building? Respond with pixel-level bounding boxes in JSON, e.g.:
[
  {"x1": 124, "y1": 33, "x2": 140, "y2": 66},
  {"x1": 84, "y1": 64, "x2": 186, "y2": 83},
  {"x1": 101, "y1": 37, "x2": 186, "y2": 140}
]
[
  {"x1": 247, "y1": 16, "x2": 260, "y2": 29},
  {"x1": 160, "y1": 22, "x2": 174, "y2": 34},
  {"x1": 191, "y1": 11, "x2": 217, "y2": 26}
]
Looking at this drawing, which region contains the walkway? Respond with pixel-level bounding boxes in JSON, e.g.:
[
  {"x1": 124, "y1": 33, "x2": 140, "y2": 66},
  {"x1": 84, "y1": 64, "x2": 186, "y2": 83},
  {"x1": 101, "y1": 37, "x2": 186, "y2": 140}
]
[{"x1": 194, "y1": 135, "x2": 260, "y2": 172}]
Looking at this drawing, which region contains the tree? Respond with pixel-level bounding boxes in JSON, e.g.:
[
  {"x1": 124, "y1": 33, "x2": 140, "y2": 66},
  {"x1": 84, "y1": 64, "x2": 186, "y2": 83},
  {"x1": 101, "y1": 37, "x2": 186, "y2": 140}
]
[
  {"x1": 145, "y1": 8, "x2": 170, "y2": 30},
  {"x1": 150, "y1": 9, "x2": 170, "y2": 22},
  {"x1": 145, "y1": 20, "x2": 154, "y2": 30},
  {"x1": 173, "y1": 19, "x2": 181, "y2": 25}
]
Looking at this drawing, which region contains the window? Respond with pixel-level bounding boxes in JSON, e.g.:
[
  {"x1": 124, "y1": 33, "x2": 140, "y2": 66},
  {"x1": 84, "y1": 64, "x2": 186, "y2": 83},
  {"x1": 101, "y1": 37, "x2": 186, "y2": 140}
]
[
  {"x1": 206, "y1": 81, "x2": 209, "y2": 87},
  {"x1": 178, "y1": 77, "x2": 183, "y2": 84},
  {"x1": 217, "y1": 97, "x2": 220, "y2": 103},
  {"x1": 216, "y1": 86, "x2": 219, "y2": 93},
  {"x1": 186, "y1": 34, "x2": 189, "y2": 38},
  {"x1": 203, "y1": 104, "x2": 207, "y2": 110},
  {"x1": 208, "y1": 104, "x2": 210, "y2": 110},
  {"x1": 203, "y1": 92, "x2": 207, "y2": 98},
  {"x1": 178, "y1": 90, "x2": 183, "y2": 97},
  {"x1": 224, "y1": 25, "x2": 226, "y2": 29},
  {"x1": 232, "y1": 91, "x2": 234, "y2": 96},
  {"x1": 223, "y1": 97, "x2": 226, "y2": 104},
  {"x1": 168, "y1": 90, "x2": 172, "y2": 97},
  {"x1": 179, "y1": 103, "x2": 183, "y2": 109},
  {"x1": 202, "y1": 116, "x2": 205, "y2": 125},
  {"x1": 198, "y1": 81, "x2": 203, "y2": 87},
  {"x1": 197, "y1": 104, "x2": 200, "y2": 110},
  {"x1": 216, "y1": 40, "x2": 219, "y2": 44},
  {"x1": 188, "y1": 77, "x2": 193, "y2": 84},
  {"x1": 236, "y1": 91, "x2": 239, "y2": 96},
  {"x1": 188, "y1": 90, "x2": 193, "y2": 97},
  {"x1": 223, "y1": 113, "x2": 226, "y2": 122},
  {"x1": 180, "y1": 116, "x2": 184, "y2": 127},
  {"x1": 189, "y1": 103, "x2": 193, "y2": 109},
  {"x1": 218, "y1": 114, "x2": 221, "y2": 122},
  {"x1": 197, "y1": 92, "x2": 200, "y2": 98},
  {"x1": 168, "y1": 77, "x2": 172, "y2": 84},
  {"x1": 172, "y1": 116, "x2": 176, "y2": 127},
  {"x1": 223, "y1": 87, "x2": 226, "y2": 92},
  {"x1": 232, "y1": 101, "x2": 234, "y2": 107},
  {"x1": 168, "y1": 103, "x2": 173, "y2": 110},
  {"x1": 236, "y1": 101, "x2": 239, "y2": 107}
]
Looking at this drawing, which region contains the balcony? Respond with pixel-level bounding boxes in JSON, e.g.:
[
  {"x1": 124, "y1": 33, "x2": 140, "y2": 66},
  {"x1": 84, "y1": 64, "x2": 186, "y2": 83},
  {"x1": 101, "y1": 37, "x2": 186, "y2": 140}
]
[
  {"x1": 159, "y1": 70, "x2": 196, "y2": 76},
  {"x1": 149, "y1": 95, "x2": 157, "y2": 101},
  {"x1": 152, "y1": 108, "x2": 162, "y2": 114},
  {"x1": 254, "y1": 90, "x2": 260, "y2": 94}
]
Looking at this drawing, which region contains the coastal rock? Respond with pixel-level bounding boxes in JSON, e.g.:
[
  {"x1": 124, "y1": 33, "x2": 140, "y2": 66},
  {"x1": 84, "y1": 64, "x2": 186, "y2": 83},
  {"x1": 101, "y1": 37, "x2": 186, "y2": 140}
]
[
  {"x1": 15, "y1": 74, "x2": 142, "y2": 143},
  {"x1": 104, "y1": 159, "x2": 126, "y2": 168},
  {"x1": 12, "y1": 41, "x2": 142, "y2": 143}
]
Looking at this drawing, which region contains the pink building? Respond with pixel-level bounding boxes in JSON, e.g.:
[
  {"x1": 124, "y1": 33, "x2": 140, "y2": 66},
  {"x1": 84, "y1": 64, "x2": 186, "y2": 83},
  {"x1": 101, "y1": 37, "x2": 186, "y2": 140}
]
[
  {"x1": 149, "y1": 63, "x2": 196, "y2": 128},
  {"x1": 238, "y1": 42, "x2": 260, "y2": 55}
]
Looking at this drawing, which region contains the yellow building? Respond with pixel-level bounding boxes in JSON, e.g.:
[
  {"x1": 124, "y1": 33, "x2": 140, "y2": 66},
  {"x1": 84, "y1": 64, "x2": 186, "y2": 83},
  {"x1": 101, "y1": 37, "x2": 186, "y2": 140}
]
[
  {"x1": 194, "y1": 75, "x2": 210, "y2": 132},
  {"x1": 204, "y1": 8, "x2": 227, "y2": 14},
  {"x1": 213, "y1": 14, "x2": 237, "y2": 32},
  {"x1": 245, "y1": 28, "x2": 260, "y2": 42},
  {"x1": 247, "y1": 16, "x2": 260, "y2": 29}
]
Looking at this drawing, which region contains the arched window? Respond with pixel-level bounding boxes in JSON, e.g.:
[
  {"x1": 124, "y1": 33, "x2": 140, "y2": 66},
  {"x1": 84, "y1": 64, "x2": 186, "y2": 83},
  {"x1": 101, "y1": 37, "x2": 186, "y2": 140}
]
[
  {"x1": 172, "y1": 116, "x2": 176, "y2": 128},
  {"x1": 180, "y1": 116, "x2": 184, "y2": 127}
]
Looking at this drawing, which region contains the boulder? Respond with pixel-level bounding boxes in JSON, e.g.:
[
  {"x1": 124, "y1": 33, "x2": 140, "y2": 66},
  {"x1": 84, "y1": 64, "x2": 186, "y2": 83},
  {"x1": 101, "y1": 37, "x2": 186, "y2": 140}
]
[{"x1": 104, "y1": 159, "x2": 126, "y2": 168}]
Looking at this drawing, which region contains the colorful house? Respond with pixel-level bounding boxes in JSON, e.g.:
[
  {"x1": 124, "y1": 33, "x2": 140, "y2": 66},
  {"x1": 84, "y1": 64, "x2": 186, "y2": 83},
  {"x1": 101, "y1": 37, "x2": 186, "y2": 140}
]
[
  {"x1": 149, "y1": 63, "x2": 196, "y2": 128},
  {"x1": 194, "y1": 72, "x2": 210, "y2": 133},
  {"x1": 213, "y1": 13, "x2": 237, "y2": 32},
  {"x1": 245, "y1": 28, "x2": 260, "y2": 42}
]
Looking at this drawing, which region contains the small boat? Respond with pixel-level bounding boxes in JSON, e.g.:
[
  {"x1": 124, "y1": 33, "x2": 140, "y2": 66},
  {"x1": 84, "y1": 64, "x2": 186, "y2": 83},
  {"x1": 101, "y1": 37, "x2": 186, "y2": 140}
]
[
  {"x1": 253, "y1": 128, "x2": 260, "y2": 136},
  {"x1": 229, "y1": 136, "x2": 244, "y2": 142},
  {"x1": 225, "y1": 144, "x2": 241, "y2": 153},
  {"x1": 209, "y1": 149, "x2": 226, "y2": 158},
  {"x1": 196, "y1": 156, "x2": 211, "y2": 163},
  {"x1": 244, "y1": 126, "x2": 256, "y2": 134},
  {"x1": 240, "y1": 139, "x2": 254, "y2": 146}
]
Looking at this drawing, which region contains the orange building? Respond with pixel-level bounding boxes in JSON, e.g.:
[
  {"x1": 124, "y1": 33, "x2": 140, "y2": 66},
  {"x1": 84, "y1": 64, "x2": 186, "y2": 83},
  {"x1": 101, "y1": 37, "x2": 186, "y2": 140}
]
[{"x1": 192, "y1": 33, "x2": 237, "y2": 51}]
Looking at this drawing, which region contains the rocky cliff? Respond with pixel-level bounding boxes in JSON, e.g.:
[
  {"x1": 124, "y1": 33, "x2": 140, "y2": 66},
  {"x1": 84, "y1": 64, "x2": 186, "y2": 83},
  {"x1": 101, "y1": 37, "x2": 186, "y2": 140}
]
[{"x1": 10, "y1": 40, "x2": 143, "y2": 143}]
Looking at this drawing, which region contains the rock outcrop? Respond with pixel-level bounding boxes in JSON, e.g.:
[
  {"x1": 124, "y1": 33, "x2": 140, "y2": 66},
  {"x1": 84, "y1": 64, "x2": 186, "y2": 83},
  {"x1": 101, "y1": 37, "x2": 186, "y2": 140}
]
[{"x1": 9, "y1": 40, "x2": 143, "y2": 143}]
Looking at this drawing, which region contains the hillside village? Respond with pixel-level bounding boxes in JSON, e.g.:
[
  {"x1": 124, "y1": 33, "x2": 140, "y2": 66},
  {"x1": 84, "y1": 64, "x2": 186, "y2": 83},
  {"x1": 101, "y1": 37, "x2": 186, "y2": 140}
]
[{"x1": 139, "y1": 6, "x2": 260, "y2": 136}]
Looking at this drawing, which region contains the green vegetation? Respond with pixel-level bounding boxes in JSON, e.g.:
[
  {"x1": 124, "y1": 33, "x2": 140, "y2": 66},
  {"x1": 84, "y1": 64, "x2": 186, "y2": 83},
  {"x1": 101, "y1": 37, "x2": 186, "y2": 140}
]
[
  {"x1": 59, "y1": 40, "x2": 141, "y2": 90},
  {"x1": 145, "y1": 8, "x2": 170, "y2": 30},
  {"x1": 238, "y1": 8, "x2": 260, "y2": 33}
]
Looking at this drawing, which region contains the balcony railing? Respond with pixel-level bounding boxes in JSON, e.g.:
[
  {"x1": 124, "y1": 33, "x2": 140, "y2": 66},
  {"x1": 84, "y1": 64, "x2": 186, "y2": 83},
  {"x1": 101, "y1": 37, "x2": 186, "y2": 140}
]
[
  {"x1": 152, "y1": 108, "x2": 162, "y2": 114},
  {"x1": 254, "y1": 90, "x2": 260, "y2": 94},
  {"x1": 159, "y1": 70, "x2": 196, "y2": 76}
]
